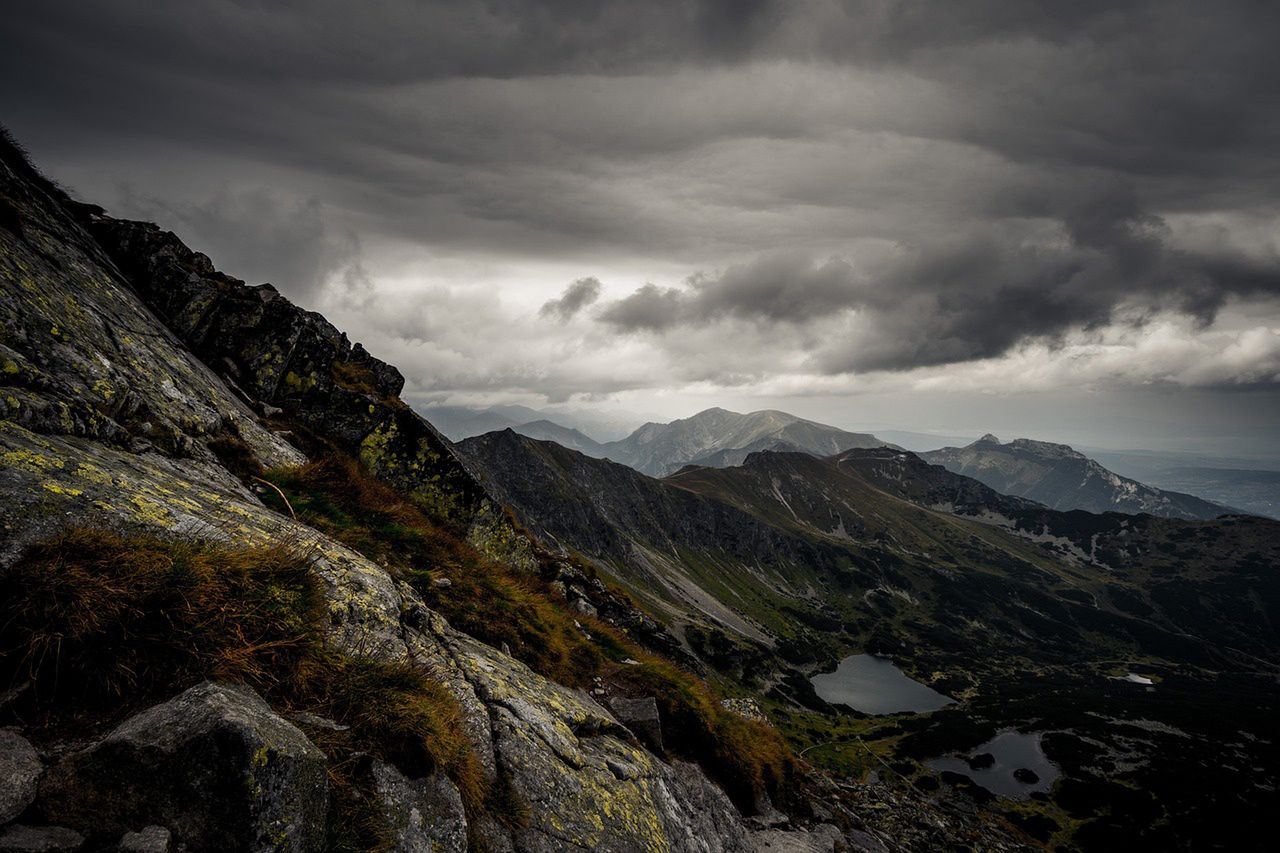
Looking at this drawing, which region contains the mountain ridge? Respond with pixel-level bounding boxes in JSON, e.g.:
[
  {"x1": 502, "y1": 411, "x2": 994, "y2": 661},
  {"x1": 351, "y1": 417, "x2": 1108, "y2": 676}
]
[
  {"x1": 599, "y1": 406, "x2": 892, "y2": 477},
  {"x1": 922, "y1": 434, "x2": 1230, "y2": 520}
]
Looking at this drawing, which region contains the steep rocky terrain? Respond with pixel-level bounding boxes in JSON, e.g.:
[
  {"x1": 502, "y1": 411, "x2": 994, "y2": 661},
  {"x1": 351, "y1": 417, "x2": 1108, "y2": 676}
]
[
  {"x1": 922, "y1": 435, "x2": 1228, "y2": 520},
  {"x1": 0, "y1": 129, "x2": 913, "y2": 852},
  {"x1": 599, "y1": 408, "x2": 889, "y2": 477}
]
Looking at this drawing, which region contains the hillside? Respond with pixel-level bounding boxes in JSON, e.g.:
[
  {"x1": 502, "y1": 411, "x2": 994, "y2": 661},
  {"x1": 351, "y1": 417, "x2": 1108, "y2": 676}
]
[
  {"x1": 601, "y1": 407, "x2": 890, "y2": 476},
  {"x1": 1087, "y1": 447, "x2": 1280, "y2": 519},
  {"x1": 462, "y1": 431, "x2": 1280, "y2": 849},
  {"x1": 922, "y1": 435, "x2": 1228, "y2": 519}
]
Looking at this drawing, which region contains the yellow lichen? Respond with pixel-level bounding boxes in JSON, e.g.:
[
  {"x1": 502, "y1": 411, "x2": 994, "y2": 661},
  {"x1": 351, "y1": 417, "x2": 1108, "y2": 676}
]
[
  {"x1": 74, "y1": 461, "x2": 115, "y2": 486},
  {"x1": 2, "y1": 448, "x2": 65, "y2": 473}
]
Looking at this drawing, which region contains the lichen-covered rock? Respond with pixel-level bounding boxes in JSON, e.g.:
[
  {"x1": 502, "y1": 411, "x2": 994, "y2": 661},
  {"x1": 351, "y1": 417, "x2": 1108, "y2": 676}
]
[
  {"x1": 427, "y1": 630, "x2": 754, "y2": 853},
  {"x1": 86, "y1": 215, "x2": 503, "y2": 538},
  {"x1": 37, "y1": 682, "x2": 327, "y2": 853},
  {"x1": 0, "y1": 824, "x2": 83, "y2": 853},
  {"x1": 0, "y1": 147, "x2": 302, "y2": 473},
  {"x1": 0, "y1": 729, "x2": 42, "y2": 823},
  {"x1": 0, "y1": 421, "x2": 764, "y2": 853},
  {"x1": 364, "y1": 759, "x2": 467, "y2": 853}
]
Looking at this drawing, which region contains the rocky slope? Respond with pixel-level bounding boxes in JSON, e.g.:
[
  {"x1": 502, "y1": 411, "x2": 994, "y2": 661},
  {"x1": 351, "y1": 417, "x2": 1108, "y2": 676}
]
[
  {"x1": 0, "y1": 129, "x2": 882, "y2": 852},
  {"x1": 921, "y1": 435, "x2": 1228, "y2": 520},
  {"x1": 600, "y1": 408, "x2": 889, "y2": 477}
]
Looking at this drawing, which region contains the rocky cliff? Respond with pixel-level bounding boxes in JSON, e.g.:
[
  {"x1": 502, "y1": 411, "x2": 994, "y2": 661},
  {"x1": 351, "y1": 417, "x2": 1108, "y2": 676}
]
[{"x1": 0, "y1": 129, "x2": 876, "y2": 851}]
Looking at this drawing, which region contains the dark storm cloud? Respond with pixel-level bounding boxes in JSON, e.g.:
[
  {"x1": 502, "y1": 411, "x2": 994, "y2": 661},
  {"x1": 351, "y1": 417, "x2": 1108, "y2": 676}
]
[
  {"x1": 2, "y1": 0, "x2": 1278, "y2": 393},
  {"x1": 601, "y1": 189, "x2": 1280, "y2": 372},
  {"x1": 599, "y1": 255, "x2": 866, "y2": 331},
  {"x1": 540, "y1": 277, "x2": 602, "y2": 321}
]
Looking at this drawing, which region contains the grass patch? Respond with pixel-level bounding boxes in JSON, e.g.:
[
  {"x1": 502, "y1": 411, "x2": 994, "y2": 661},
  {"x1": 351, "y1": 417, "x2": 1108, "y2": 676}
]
[
  {"x1": 262, "y1": 453, "x2": 801, "y2": 813},
  {"x1": 265, "y1": 455, "x2": 628, "y2": 684}
]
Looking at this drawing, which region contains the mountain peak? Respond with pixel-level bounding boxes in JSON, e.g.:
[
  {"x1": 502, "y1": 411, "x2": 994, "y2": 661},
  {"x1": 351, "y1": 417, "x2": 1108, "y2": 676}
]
[
  {"x1": 976, "y1": 433, "x2": 1002, "y2": 444},
  {"x1": 687, "y1": 406, "x2": 740, "y2": 420},
  {"x1": 606, "y1": 407, "x2": 887, "y2": 476}
]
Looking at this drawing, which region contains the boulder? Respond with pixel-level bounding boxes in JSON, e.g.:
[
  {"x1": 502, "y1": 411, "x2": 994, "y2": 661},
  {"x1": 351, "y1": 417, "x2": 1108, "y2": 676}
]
[
  {"x1": 37, "y1": 682, "x2": 327, "y2": 852},
  {"x1": 116, "y1": 826, "x2": 171, "y2": 853},
  {"x1": 607, "y1": 697, "x2": 664, "y2": 754},
  {"x1": 966, "y1": 752, "x2": 995, "y2": 770},
  {"x1": 364, "y1": 759, "x2": 467, "y2": 853},
  {"x1": 1013, "y1": 767, "x2": 1040, "y2": 785},
  {"x1": 0, "y1": 730, "x2": 42, "y2": 823},
  {"x1": 0, "y1": 825, "x2": 83, "y2": 853}
]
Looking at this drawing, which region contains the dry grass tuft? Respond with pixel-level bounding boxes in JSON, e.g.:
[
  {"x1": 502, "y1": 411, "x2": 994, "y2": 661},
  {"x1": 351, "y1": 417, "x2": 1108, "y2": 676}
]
[{"x1": 0, "y1": 528, "x2": 320, "y2": 710}]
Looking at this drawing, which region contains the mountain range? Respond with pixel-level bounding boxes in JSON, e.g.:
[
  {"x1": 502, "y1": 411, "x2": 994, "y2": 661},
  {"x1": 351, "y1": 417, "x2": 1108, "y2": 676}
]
[
  {"x1": 452, "y1": 403, "x2": 1242, "y2": 522},
  {"x1": 922, "y1": 435, "x2": 1229, "y2": 520},
  {"x1": 1086, "y1": 447, "x2": 1280, "y2": 520},
  {"x1": 597, "y1": 407, "x2": 892, "y2": 477}
]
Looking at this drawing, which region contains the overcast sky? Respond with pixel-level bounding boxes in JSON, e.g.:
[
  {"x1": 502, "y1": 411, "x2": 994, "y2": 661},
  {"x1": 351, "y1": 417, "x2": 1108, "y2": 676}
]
[{"x1": 4, "y1": 1, "x2": 1279, "y2": 455}]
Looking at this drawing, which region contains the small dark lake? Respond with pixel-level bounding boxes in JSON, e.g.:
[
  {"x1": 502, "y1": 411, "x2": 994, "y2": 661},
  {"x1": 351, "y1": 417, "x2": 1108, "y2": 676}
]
[
  {"x1": 926, "y1": 730, "x2": 1060, "y2": 799},
  {"x1": 809, "y1": 654, "x2": 954, "y2": 715}
]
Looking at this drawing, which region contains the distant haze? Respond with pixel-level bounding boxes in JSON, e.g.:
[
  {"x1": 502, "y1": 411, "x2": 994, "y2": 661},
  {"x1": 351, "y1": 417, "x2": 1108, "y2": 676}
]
[{"x1": 4, "y1": 2, "x2": 1277, "y2": 458}]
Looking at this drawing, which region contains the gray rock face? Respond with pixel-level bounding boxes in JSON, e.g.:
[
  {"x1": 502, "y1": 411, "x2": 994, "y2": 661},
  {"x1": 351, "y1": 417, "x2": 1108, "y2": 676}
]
[
  {"x1": 0, "y1": 730, "x2": 42, "y2": 824},
  {"x1": 608, "y1": 697, "x2": 664, "y2": 755},
  {"x1": 366, "y1": 760, "x2": 467, "y2": 853},
  {"x1": 37, "y1": 682, "x2": 327, "y2": 853},
  {"x1": 0, "y1": 825, "x2": 83, "y2": 853}
]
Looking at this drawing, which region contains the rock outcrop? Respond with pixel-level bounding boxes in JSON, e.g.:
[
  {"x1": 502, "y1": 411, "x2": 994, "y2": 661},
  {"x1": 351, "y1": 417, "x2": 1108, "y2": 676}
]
[
  {"x1": 37, "y1": 682, "x2": 328, "y2": 852},
  {"x1": 0, "y1": 731, "x2": 41, "y2": 824}
]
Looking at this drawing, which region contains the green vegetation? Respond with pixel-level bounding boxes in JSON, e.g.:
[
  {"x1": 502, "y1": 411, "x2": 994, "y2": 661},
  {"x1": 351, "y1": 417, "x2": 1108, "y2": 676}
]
[{"x1": 261, "y1": 453, "x2": 801, "y2": 812}]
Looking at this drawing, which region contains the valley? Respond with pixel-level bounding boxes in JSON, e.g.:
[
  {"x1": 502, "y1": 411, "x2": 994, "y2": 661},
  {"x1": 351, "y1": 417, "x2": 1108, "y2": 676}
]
[{"x1": 460, "y1": 435, "x2": 1280, "y2": 849}]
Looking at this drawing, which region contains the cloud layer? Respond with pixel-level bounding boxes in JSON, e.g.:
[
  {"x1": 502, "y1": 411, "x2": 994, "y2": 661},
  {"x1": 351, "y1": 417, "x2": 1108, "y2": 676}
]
[{"x1": 3, "y1": 0, "x2": 1278, "y2": 435}]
